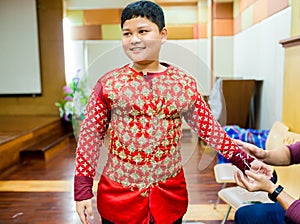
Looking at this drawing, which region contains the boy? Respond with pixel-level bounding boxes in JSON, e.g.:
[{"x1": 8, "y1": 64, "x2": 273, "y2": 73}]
[{"x1": 74, "y1": 1, "x2": 270, "y2": 224}]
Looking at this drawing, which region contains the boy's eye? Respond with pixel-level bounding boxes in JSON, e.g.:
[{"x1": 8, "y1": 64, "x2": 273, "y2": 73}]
[
  {"x1": 122, "y1": 32, "x2": 131, "y2": 37},
  {"x1": 139, "y1": 30, "x2": 148, "y2": 34}
]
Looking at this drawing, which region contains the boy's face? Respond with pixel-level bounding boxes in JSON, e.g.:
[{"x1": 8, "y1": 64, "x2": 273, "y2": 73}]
[{"x1": 122, "y1": 17, "x2": 167, "y2": 65}]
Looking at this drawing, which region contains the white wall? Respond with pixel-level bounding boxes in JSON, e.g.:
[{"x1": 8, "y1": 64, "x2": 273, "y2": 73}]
[
  {"x1": 233, "y1": 7, "x2": 291, "y2": 129},
  {"x1": 214, "y1": 36, "x2": 234, "y2": 78},
  {"x1": 66, "y1": 8, "x2": 291, "y2": 130},
  {"x1": 161, "y1": 39, "x2": 211, "y2": 95},
  {"x1": 69, "y1": 39, "x2": 212, "y2": 95}
]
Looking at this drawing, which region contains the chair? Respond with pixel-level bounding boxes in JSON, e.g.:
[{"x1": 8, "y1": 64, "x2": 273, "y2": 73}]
[
  {"x1": 213, "y1": 125, "x2": 271, "y2": 209},
  {"x1": 213, "y1": 163, "x2": 237, "y2": 209},
  {"x1": 218, "y1": 186, "x2": 272, "y2": 224},
  {"x1": 217, "y1": 121, "x2": 300, "y2": 223}
]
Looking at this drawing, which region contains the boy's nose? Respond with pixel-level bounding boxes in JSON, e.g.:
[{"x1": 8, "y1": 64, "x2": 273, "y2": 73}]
[{"x1": 130, "y1": 33, "x2": 141, "y2": 44}]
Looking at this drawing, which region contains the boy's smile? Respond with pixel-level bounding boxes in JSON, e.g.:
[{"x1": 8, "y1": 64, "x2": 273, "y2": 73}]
[
  {"x1": 122, "y1": 17, "x2": 167, "y2": 71},
  {"x1": 129, "y1": 46, "x2": 146, "y2": 53}
]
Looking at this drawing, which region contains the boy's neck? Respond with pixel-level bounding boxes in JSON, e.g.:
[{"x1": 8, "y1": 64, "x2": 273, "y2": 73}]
[{"x1": 132, "y1": 61, "x2": 166, "y2": 74}]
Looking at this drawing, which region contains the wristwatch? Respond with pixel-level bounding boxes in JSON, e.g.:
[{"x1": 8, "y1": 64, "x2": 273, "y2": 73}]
[{"x1": 268, "y1": 185, "x2": 284, "y2": 202}]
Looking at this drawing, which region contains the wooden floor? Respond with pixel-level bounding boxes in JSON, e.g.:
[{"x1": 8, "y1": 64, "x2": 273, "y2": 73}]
[{"x1": 0, "y1": 124, "x2": 236, "y2": 224}]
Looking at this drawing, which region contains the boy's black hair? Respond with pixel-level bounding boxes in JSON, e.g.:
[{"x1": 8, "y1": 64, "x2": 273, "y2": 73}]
[{"x1": 121, "y1": 0, "x2": 165, "y2": 31}]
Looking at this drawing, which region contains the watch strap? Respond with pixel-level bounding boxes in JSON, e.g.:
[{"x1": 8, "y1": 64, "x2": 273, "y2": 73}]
[{"x1": 268, "y1": 185, "x2": 284, "y2": 202}]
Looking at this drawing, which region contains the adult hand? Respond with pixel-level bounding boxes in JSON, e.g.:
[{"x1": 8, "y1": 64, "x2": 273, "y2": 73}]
[
  {"x1": 234, "y1": 169, "x2": 276, "y2": 194},
  {"x1": 234, "y1": 139, "x2": 267, "y2": 160},
  {"x1": 249, "y1": 159, "x2": 273, "y2": 179},
  {"x1": 76, "y1": 198, "x2": 94, "y2": 224}
]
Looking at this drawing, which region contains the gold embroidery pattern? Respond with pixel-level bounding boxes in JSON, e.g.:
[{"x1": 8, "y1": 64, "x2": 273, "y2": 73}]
[{"x1": 101, "y1": 66, "x2": 197, "y2": 189}]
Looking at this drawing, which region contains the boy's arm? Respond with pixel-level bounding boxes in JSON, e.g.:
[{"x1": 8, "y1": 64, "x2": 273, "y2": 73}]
[
  {"x1": 183, "y1": 92, "x2": 255, "y2": 172},
  {"x1": 74, "y1": 84, "x2": 109, "y2": 201}
]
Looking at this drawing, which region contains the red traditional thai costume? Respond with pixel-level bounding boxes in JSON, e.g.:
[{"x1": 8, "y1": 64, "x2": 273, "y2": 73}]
[{"x1": 74, "y1": 63, "x2": 254, "y2": 224}]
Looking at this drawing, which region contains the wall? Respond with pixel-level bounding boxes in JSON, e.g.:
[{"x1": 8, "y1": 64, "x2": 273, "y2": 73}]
[
  {"x1": 68, "y1": 39, "x2": 211, "y2": 95},
  {"x1": 67, "y1": 3, "x2": 199, "y2": 40},
  {"x1": 213, "y1": 2, "x2": 234, "y2": 78},
  {"x1": 65, "y1": 1, "x2": 213, "y2": 94},
  {"x1": 0, "y1": 0, "x2": 65, "y2": 116},
  {"x1": 233, "y1": 5, "x2": 291, "y2": 129},
  {"x1": 64, "y1": 0, "x2": 293, "y2": 130},
  {"x1": 0, "y1": 0, "x2": 296, "y2": 131},
  {"x1": 214, "y1": 36, "x2": 234, "y2": 77}
]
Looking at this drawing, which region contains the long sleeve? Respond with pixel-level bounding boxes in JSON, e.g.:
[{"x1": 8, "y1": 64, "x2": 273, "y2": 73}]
[
  {"x1": 285, "y1": 200, "x2": 300, "y2": 223},
  {"x1": 288, "y1": 141, "x2": 300, "y2": 165},
  {"x1": 285, "y1": 142, "x2": 300, "y2": 223},
  {"x1": 184, "y1": 92, "x2": 254, "y2": 171},
  {"x1": 74, "y1": 83, "x2": 110, "y2": 201}
]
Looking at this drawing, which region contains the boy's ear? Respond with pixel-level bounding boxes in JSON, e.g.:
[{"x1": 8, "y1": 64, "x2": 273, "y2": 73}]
[{"x1": 160, "y1": 27, "x2": 168, "y2": 44}]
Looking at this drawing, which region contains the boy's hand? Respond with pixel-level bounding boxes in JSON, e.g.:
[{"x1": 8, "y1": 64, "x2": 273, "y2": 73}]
[
  {"x1": 76, "y1": 199, "x2": 94, "y2": 224},
  {"x1": 234, "y1": 139, "x2": 267, "y2": 160}
]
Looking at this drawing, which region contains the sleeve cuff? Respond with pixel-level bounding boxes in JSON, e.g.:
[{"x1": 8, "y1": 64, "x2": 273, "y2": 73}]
[
  {"x1": 285, "y1": 200, "x2": 300, "y2": 223},
  {"x1": 229, "y1": 149, "x2": 255, "y2": 172},
  {"x1": 74, "y1": 176, "x2": 94, "y2": 201},
  {"x1": 287, "y1": 142, "x2": 300, "y2": 165}
]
